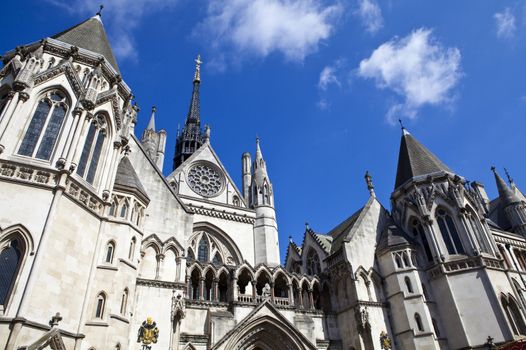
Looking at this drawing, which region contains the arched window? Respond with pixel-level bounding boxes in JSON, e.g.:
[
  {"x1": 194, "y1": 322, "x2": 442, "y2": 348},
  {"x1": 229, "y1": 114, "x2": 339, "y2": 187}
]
[
  {"x1": 394, "y1": 253, "x2": 403, "y2": 268},
  {"x1": 120, "y1": 288, "x2": 128, "y2": 315},
  {"x1": 306, "y1": 249, "x2": 321, "y2": 276},
  {"x1": 212, "y1": 252, "x2": 222, "y2": 266},
  {"x1": 105, "y1": 242, "x2": 115, "y2": 264},
  {"x1": 120, "y1": 202, "x2": 128, "y2": 219},
  {"x1": 129, "y1": 237, "x2": 136, "y2": 260},
  {"x1": 405, "y1": 276, "x2": 413, "y2": 293},
  {"x1": 198, "y1": 237, "x2": 208, "y2": 262},
  {"x1": 436, "y1": 209, "x2": 465, "y2": 255},
  {"x1": 412, "y1": 219, "x2": 433, "y2": 262},
  {"x1": 109, "y1": 201, "x2": 117, "y2": 216},
  {"x1": 95, "y1": 293, "x2": 106, "y2": 318},
  {"x1": 467, "y1": 210, "x2": 491, "y2": 253},
  {"x1": 187, "y1": 248, "x2": 195, "y2": 262},
  {"x1": 502, "y1": 294, "x2": 526, "y2": 335},
  {"x1": 0, "y1": 239, "x2": 23, "y2": 306},
  {"x1": 77, "y1": 114, "x2": 107, "y2": 185},
  {"x1": 18, "y1": 90, "x2": 69, "y2": 160},
  {"x1": 402, "y1": 252, "x2": 411, "y2": 267},
  {"x1": 414, "y1": 313, "x2": 424, "y2": 332}
]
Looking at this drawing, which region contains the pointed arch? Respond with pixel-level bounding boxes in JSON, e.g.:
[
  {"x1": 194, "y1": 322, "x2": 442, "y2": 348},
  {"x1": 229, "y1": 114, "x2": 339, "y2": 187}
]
[
  {"x1": 192, "y1": 222, "x2": 243, "y2": 265},
  {"x1": 221, "y1": 314, "x2": 317, "y2": 350}
]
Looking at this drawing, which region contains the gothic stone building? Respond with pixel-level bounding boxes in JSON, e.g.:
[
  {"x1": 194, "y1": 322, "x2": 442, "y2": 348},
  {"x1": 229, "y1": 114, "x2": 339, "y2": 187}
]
[{"x1": 0, "y1": 14, "x2": 525, "y2": 350}]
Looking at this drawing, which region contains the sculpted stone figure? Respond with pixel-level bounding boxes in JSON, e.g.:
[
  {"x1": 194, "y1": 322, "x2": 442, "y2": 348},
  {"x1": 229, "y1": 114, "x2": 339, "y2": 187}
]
[{"x1": 262, "y1": 283, "x2": 271, "y2": 299}]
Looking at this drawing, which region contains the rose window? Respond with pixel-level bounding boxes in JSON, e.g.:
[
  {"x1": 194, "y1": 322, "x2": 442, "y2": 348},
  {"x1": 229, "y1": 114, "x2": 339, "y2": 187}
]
[{"x1": 187, "y1": 163, "x2": 224, "y2": 197}]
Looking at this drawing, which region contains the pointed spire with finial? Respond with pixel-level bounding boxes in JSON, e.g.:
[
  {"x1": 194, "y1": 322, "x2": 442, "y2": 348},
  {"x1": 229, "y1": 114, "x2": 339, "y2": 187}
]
[
  {"x1": 365, "y1": 170, "x2": 375, "y2": 197},
  {"x1": 399, "y1": 118, "x2": 409, "y2": 135},
  {"x1": 146, "y1": 106, "x2": 156, "y2": 131},
  {"x1": 504, "y1": 168, "x2": 515, "y2": 186},
  {"x1": 194, "y1": 54, "x2": 202, "y2": 83},
  {"x1": 492, "y1": 166, "x2": 520, "y2": 206}
]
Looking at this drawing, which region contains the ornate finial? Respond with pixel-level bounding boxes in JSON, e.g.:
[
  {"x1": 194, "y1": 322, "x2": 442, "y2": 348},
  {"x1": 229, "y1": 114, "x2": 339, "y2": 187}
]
[
  {"x1": 398, "y1": 118, "x2": 404, "y2": 130},
  {"x1": 491, "y1": 165, "x2": 496, "y2": 173},
  {"x1": 194, "y1": 54, "x2": 202, "y2": 82},
  {"x1": 204, "y1": 124, "x2": 211, "y2": 141},
  {"x1": 504, "y1": 168, "x2": 514, "y2": 185},
  {"x1": 289, "y1": 235, "x2": 293, "y2": 243},
  {"x1": 96, "y1": 4, "x2": 104, "y2": 17},
  {"x1": 50, "y1": 312, "x2": 62, "y2": 327},
  {"x1": 305, "y1": 222, "x2": 309, "y2": 231},
  {"x1": 152, "y1": 106, "x2": 157, "y2": 113},
  {"x1": 365, "y1": 170, "x2": 375, "y2": 197}
]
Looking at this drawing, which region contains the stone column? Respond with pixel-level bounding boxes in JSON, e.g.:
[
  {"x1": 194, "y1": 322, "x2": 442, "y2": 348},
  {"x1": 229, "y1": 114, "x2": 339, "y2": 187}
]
[
  {"x1": 458, "y1": 212, "x2": 479, "y2": 255},
  {"x1": 232, "y1": 276, "x2": 238, "y2": 302},
  {"x1": 199, "y1": 277, "x2": 205, "y2": 301},
  {"x1": 100, "y1": 141, "x2": 120, "y2": 193},
  {"x1": 423, "y1": 221, "x2": 444, "y2": 262},
  {"x1": 186, "y1": 275, "x2": 192, "y2": 298},
  {"x1": 270, "y1": 282, "x2": 275, "y2": 303},
  {"x1": 309, "y1": 289, "x2": 315, "y2": 310},
  {"x1": 69, "y1": 112, "x2": 93, "y2": 169},
  {"x1": 0, "y1": 91, "x2": 27, "y2": 154},
  {"x1": 288, "y1": 283, "x2": 294, "y2": 305},
  {"x1": 56, "y1": 107, "x2": 82, "y2": 168},
  {"x1": 155, "y1": 253, "x2": 164, "y2": 280},
  {"x1": 298, "y1": 288, "x2": 303, "y2": 308},
  {"x1": 251, "y1": 280, "x2": 257, "y2": 301},
  {"x1": 213, "y1": 278, "x2": 219, "y2": 302}
]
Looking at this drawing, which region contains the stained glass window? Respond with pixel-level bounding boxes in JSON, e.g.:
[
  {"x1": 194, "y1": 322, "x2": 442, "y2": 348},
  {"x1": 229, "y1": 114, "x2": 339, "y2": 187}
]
[
  {"x1": 0, "y1": 240, "x2": 22, "y2": 305},
  {"x1": 198, "y1": 237, "x2": 208, "y2": 262}
]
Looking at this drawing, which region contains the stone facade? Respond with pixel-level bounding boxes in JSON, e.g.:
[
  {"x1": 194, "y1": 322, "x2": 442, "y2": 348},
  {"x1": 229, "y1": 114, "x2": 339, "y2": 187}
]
[{"x1": 0, "y1": 13, "x2": 526, "y2": 350}]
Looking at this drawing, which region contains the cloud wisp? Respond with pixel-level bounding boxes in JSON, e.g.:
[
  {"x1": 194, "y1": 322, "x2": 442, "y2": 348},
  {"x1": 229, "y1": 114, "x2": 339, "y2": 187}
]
[
  {"x1": 47, "y1": 0, "x2": 179, "y2": 61},
  {"x1": 197, "y1": 0, "x2": 342, "y2": 67},
  {"x1": 494, "y1": 7, "x2": 516, "y2": 39},
  {"x1": 354, "y1": 0, "x2": 383, "y2": 34},
  {"x1": 357, "y1": 28, "x2": 462, "y2": 123}
]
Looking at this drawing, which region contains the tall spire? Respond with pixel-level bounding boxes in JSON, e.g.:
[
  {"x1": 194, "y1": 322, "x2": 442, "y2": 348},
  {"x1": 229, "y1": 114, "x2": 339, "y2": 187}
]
[
  {"x1": 147, "y1": 106, "x2": 156, "y2": 131},
  {"x1": 492, "y1": 166, "x2": 520, "y2": 206},
  {"x1": 252, "y1": 137, "x2": 269, "y2": 188},
  {"x1": 172, "y1": 55, "x2": 206, "y2": 170},
  {"x1": 394, "y1": 129, "x2": 453, "y2": 189}
]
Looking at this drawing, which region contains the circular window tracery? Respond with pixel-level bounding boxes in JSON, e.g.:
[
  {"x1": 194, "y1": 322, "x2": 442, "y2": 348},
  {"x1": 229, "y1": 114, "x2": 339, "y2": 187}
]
[{"x1": 187, "y1": 162, "x2": 225, "y2": 197}]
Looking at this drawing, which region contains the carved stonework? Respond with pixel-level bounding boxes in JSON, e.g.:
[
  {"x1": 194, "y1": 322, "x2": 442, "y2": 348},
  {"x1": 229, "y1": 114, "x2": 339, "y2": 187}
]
[
  {"x1": 171, "y1": 293, "x2": 186, "y2": 321},
  {"x1": 355, "y1": 306, "x2": 370, "y2": 334}
]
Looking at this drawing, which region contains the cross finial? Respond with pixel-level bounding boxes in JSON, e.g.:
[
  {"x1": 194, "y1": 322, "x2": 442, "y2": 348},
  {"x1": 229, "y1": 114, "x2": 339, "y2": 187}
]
[
  {"x1": 305, "y1": 222, "x2": 309, "y2": 231},
  {"x1": 96, "y1": 4, "x2": 104, "y2": 17},
  {"x1": 398, "y1": 118, "x2": 404, "y2": 130},
  {"x1": 193, "y1": 54, "x2": 202, "y2": 82},
  {"x1": 504, "y1": 168, "x2": 514, "y2": 185},
  {"x1": 491, "y1": 165, "x2": 496, "y2": 173}
]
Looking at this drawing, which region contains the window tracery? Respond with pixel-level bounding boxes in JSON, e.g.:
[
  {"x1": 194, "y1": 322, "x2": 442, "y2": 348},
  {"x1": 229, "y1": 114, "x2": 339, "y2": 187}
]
[
  {"x1": 0, "y1": 238, "x2": 23, "y2": 307},
  {"x1": 306, "y1": 249, "x2": 321, "y2": 276},
  {"x1": 411, "y1": 219, "x2": 433, "y2": 262},
  {"x1": 18, "y1": 90, "x2": 69, "y2": 160},
  {"x1": 436, "y1": 208, "x2": 465, "y2": 255},
  {"x1": 77, "y1": 113, "x2": 107, "y2": 185}
]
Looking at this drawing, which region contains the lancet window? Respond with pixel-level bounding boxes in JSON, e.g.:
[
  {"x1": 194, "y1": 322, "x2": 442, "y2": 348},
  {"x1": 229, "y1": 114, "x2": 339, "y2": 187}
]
[
  {"x1": 0, "y1": 238, "x2": 24, "y2": 307},
  {"x1": 306, "y1": 249, "x2": 321, "y2": 276},
  {"x1": 436, "y1": 208, "x2": 465, "y2": 255},
  {"x1": 77, "y1": 113, "x2": 107, "y2": 185},
  {"x1": 411, "y1": 219, "x2": 433, "y2": 262},
  {"x1": 18, "y1": 90, "x2": 69, "y2": 160}
]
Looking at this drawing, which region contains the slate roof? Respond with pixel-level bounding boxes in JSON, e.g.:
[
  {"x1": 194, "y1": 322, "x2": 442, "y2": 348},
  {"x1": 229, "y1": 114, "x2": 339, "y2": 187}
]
[
  {"x1": 376, "y1": 223, "x2": 415, "y2": 252},
  {"x1": 395, "y1": 130, "x2": 453, "y2": 189},
  {"x1": 114, "y1": 157, "x2": 150, "y2": 204},
  {"x1": 328, "y1": 207, "x2": 365, "y2": 254},
  {"x1": 51, "y1": 15, "x2": 120, "y2": 73},
  {"x1": 313, "y1": 232, "x2": 333, "y2": 254}
]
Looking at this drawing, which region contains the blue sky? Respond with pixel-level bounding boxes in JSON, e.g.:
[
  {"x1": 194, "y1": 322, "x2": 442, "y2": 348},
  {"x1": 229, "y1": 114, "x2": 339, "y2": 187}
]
[{"x1": 2, "y1": 0, "x2": 526, "y2": 261}]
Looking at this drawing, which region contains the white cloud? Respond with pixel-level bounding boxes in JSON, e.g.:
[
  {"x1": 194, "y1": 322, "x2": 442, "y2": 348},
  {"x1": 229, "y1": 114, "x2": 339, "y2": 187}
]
[
  {"x1": 355, "y1": 0, "x2": 383, "y2": 34},
  {"x1": 494, "y1": 8, "x2": 516, "y2": 39},
  {"x1": 318, "y1": 64, "x2": 341, "y2": 90},
  {"x1": 197, "y1": 0, "x2": 342, "y2": 63},
  {"x1": 47, "y1": 0, "x2": 178, "y2": 61},
  {"x1": 358, "y1": 28, "x2": 462, "y2": 123}
]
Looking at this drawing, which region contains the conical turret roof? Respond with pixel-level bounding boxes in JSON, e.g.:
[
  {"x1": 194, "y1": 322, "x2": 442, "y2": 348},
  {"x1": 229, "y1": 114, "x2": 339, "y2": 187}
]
[
  {"x1": 395, "y1": 129, "x2": 453, "y2": 189},
  {"x1": 492, "y1": 167, "x2": 520, "y2": 207},
  {"x1": 51, "y1": 15, "x2": 120, "y2": 73}
]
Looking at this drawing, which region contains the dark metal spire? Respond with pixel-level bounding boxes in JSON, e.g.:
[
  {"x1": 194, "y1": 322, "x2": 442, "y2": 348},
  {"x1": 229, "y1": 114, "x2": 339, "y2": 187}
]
[{"x1": 172, "y1": 55, "x2": 205, "y2": 170}]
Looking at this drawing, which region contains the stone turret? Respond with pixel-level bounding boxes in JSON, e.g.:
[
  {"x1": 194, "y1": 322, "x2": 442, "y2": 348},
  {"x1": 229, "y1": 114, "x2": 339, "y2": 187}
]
[
  {"x1": 141, "y1": 106, "x2": 166, "y2": 170},
  {"x1": 493, "y1": 167, "x2": 526, "y2": 236},
  {"x1": 248, "y1": 138, "x2": 280, "y2": 266}
]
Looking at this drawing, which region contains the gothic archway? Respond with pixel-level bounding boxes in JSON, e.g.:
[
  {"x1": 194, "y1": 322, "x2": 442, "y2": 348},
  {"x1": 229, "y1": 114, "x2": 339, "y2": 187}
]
[{"x1": 222, "y1": 315, "x2": 316, "y2": 350}]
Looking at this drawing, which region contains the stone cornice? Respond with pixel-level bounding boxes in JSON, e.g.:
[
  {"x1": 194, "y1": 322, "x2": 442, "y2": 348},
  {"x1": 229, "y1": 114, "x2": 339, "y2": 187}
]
[
  {"x1": 187, "y1": 204, "x2": 255, "y2": 224},
  {"x1": 136, "y1": 277, "x2": 186, "y2": 289}
]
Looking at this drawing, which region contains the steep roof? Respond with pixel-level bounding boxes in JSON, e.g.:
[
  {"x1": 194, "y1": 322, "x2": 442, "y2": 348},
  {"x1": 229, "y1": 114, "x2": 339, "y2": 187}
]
[
  {"x1": 51, "y1": 15, "x2": 120, "y2": 73},
  {"x1": 376, "y1": 223, "x2": 415, "y2": 253},
  {"x1": 395, "y1": 130, "x2": 453, "y2": 189},
  {"x1": 114, "y1": 157, "x2": 150, "y2": 204},
  {"x1": 328, "y1": 206, "x2": 365, "y2": 254},
  {"x1": 493, "y1": 168, "x2": 521, "y2": 207}
]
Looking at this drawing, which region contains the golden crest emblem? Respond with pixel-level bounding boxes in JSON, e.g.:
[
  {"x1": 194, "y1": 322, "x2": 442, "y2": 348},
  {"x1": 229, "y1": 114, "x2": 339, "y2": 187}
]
[{"x1": 137, "y1": 317, "x2": 159, "y2": 349}]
